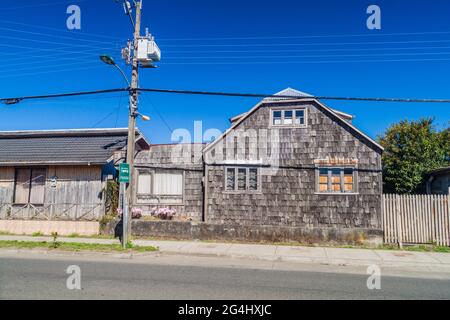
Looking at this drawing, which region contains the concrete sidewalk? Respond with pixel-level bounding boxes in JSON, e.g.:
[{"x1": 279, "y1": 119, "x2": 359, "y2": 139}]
[{"x1": 1, "y1": 235, "x2": 450, "y2": 271}]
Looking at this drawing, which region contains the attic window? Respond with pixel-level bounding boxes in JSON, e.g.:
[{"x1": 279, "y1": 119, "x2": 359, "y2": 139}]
[{"x1": 271, "y1": 108, "x2": 307, "y2": 127}]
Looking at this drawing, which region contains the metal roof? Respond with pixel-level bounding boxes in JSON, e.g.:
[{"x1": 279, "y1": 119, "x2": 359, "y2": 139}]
[{"x1": 0, "y1": 128, "x2": 150, "y2": 166}]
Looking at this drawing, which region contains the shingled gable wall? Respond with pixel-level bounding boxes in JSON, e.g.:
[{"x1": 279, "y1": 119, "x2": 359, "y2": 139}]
[{"x1": 203, "y1": 99, "x2": 383, "y2": 231}]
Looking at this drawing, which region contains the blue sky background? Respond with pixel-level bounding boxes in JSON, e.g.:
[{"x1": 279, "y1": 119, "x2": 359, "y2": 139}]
[{"x1": 0, "y1": 0, "x2": 449, "y2": 143}]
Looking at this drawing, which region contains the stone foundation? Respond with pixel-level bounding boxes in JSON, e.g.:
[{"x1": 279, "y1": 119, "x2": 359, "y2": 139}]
[{"x1": 102, "y1": 219, "x2": 383, "y2": 247}]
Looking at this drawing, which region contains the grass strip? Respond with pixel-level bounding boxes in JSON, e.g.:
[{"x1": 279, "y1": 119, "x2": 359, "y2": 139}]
[{"x1": 0, "y1": 240, "x2": 158, "y2": 253}]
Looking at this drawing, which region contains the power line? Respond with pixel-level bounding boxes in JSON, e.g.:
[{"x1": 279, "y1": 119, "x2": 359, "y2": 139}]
[
  {"x1": 157, "y1": 30, "x2": 450, "y2": 41},
  {"x1": 0, "y1": 19, "x2": 122, "y2": 41},
  {"x1": 0, "y1": 0, "x2": 89, "y2": 11},
  {"x1": 0, "y1": 34, "x2": 114, "y2": 51},
  {"x1": 3, "y1": 87, "x2": 450, "y2": 105},
  {"x1": 139, "y1": 93, "x2": 173, "y2": 133},
  {"x1": 0, "y1": 88, "x2": 127, "y2": 104},
  {"x1": 164, "y1": 45, "x2": 450, "y2": 54},
  {"x1": 163, "y1": 51, "x2": 450, "y2": 60},
  {"x1": 0, "y1": 65, "x2": 106, "y2": 80},
  {"x1": 161, "y1": 57, "x2": 450, "y2": 65},
  {"x1": 0, "y1": 26, "x2": 117, "y2": 46},
  {"x1": 138, "y1": 88, "x2": 450, "y2": 103},
  {"x1": 160, "y1": 39, "x2": 450, "y2": 48}
]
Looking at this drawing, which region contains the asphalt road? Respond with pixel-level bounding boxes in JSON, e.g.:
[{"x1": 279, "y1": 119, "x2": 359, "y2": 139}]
[{"x1": 0, "y1": 252, "x2": 449, "y2": 300}]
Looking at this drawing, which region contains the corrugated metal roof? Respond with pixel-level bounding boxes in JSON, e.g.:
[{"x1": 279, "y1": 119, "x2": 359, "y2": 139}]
[{"x1": 0, "y1": 128, "x2": 138, "y2": 166}]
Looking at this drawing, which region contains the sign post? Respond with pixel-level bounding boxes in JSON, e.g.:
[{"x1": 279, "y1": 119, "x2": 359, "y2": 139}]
[{"x1": 119, "y1": 164, "x2": 130, "y2": 248}]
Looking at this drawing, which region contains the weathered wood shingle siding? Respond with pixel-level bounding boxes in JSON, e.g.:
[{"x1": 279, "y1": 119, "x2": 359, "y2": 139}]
[
  {"x1": 204, "y1": 101, "x2": 382, "y2": 230},
  {"x1": 132, "y1": 144, "x2": 204, "y2": 220}
]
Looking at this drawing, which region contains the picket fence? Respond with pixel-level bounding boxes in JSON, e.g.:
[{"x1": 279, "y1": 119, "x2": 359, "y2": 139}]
[{"x1": 383, "y1": 194, "x2": 450, "y2": 247}]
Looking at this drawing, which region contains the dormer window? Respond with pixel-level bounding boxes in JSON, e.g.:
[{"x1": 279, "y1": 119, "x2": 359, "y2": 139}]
[{"x1": 271, "y1": 108, "x2": 307, "y2": 127}]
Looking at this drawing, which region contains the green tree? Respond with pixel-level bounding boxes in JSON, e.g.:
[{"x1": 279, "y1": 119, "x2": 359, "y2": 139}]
[{"x1": 378, "y1": 118, "x2": 449, "y2": 194}]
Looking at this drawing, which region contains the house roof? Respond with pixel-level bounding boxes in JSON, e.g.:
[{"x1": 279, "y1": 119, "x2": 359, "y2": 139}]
[
  {"x1": 207, "y1": 88, "x2": 383, "y2": 154},
  {"x1": 229, "y1": 88, "x2": 354, "y2": 123},
  {"x1": 0, "y1": 128, "x2": 150, "y2": 166},
  {"x1": 426, "y1": 166, "x2": 450, "y2": 176}
]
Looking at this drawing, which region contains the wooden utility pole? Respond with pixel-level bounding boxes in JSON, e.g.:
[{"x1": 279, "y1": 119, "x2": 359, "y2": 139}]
[{"x1": 123, "y1": 1, "x2": 142, "y2": 248}]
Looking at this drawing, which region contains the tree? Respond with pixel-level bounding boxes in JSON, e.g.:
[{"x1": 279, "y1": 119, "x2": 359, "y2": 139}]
[{"x1": 378, "y1": 118, "x2": 449, "y2": 194}]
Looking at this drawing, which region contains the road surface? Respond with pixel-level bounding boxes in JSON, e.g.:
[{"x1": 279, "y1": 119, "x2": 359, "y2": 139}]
[{"x1": 0, "y1": 251, "x2": 449, "y2": 300}]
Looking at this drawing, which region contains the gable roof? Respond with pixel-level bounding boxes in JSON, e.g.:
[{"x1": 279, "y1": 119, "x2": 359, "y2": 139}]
[
  {"x1": 206, "y1": 88, "x2": 383, "y2": 154},
  {"x1": 0, "y1": 128, "x2": 150, "y2": 166},
  {"x1": 229, "y1": 88, "x2": 354, "y2": 123}
]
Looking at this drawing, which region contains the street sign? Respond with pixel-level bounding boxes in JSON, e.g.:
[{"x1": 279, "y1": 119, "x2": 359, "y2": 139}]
[{"x1": 119, "y1": 163, "x2": 130, "y2": 183}]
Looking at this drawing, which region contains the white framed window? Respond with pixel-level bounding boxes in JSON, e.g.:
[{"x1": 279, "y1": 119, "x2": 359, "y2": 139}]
[
  {"x1": 271, "y1": 108, "x2": 307, "y2": 127},
  {"x1": 273, "y1": 111, "x2": 282, "y2": 125},
  {"x1": 137, "y1": 170, "x2": 183, "y2": 196},
  {"x1": 225, "y1": 167, "x2": 260, "y2": 192},
  {"x1": 154, "y1": 172, "x2": 183, "y2": 196},
  {"x1": 137, "y1": 172, "x2": 152, "y2": 195},
  {"x1": 316, "y1": 167, "x2": 357, "y2": 194}
]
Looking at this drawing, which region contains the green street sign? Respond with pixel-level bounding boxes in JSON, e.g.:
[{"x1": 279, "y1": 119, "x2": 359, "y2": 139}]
[{"x1": 119, "y1": 163, "x2": 130, "y2": 183}]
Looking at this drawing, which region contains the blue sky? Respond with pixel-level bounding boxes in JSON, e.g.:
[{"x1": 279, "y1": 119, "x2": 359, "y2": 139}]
[{"x1": 0, "y1": 0, "x2": 449, "y2": 143}]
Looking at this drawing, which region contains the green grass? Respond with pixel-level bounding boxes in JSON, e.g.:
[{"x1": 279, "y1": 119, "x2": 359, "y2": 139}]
[
  {"x1": 31, "y1": 232, "x2": 44, "y2": 237},
  {"x1": 0, "y1": 240, "x2": 158, "y2": 253}
]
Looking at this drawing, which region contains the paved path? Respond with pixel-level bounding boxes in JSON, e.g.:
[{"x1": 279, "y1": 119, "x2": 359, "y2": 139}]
[
  {"x1": 1, "y1": 235, "x2": 450, "y2": 272},
  {"x1": 0, "y1": 252, "x2": 449, "y2": 300}
]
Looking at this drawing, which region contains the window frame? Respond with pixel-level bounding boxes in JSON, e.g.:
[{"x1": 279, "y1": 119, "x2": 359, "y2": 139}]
[
  {"x1": 270, "y1": 107, "x2": 308, "y2": 128},
  {"x1": 315, "y1": 167, "x2": 358, "y2": 195},
  {"x1": 224, "y1": 167, "x2": 261, "y2": 193},
  {"x1": 13, "y1": 167, "x2": 47, "y2": 205},
  {"x1": 136, "y1": 169, "x2": 184, "y2": 198}
]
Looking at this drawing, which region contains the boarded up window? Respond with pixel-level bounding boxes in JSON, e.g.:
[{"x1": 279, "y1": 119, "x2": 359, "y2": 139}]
[
  {"x1": 344, "y1": 169, "x2": 354, "y2": 192},
  {"x1": 137, "y1": 172, "x2": 152, "y2": 195},
  {"x1": 331, "y1": 169, "x2": 341, "y2": 192},
  {"x1": 319, "y1": 169, "x2": 329, "y2": 192},
  {"x1": 14, "y1": 168, "x2": 46, "y2": 204},
  {"x1": 153, "y1": 172, "x2": 183, "y2": 196},
  {"x1": 317, "y1": 167, "x2": 356, "y2": 194}
]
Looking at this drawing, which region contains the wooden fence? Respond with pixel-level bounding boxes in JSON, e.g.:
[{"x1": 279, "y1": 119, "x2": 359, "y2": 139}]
[
  {"x1": 383, "y1": 194, "x2": 450, "y2": 247},
  {"x1": 0, "y1": 203, "x2": 104, "y2": 222}
]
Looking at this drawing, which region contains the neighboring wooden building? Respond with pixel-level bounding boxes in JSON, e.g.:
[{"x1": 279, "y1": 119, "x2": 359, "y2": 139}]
[
  {"x1": 0, "y1": 128, "x2": 149, "y2": 221},
  {"x1": 203, "y1": 88, "x2": 384, "y2": 232},
  {"x1": 426, "y1": 167, "x2": 450, "y2": 195}
]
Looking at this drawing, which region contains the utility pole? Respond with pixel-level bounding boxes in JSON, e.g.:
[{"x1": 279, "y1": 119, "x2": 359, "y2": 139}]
[{"x1": 123, "y1": 1, "x2": 142, "y2": 248}]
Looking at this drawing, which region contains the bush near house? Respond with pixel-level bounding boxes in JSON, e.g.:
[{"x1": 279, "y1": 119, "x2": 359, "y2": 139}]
[{"x1": 378, "y1": 118, "x2": 450, "y2": 194}]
